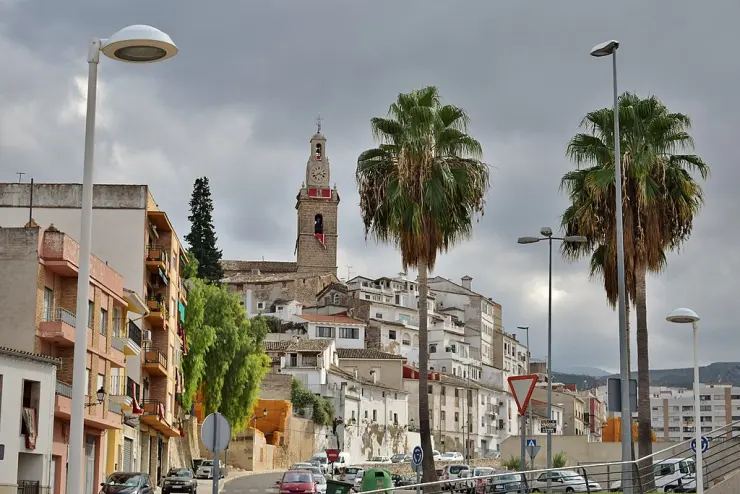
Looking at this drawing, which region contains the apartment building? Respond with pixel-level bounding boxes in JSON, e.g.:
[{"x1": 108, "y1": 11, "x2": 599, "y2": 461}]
[
  {"x1": 0, "y1": 183, "x2": 190, "y2": 485},
  {"x1": 0, "y1": 347, "x2": 58, "y2": 494},
  {"x1": 651, "y1": 383, "x2": 740, "y2": 442},
  {"x1": 532, "y1": 385, "x2": 587, "y2": 436},
  {"x1": 297, "y1": 313, "x2": 367, "y2": 349},
  {"x1": 577, "y1": 389, "x2": 607, "y2": 441},
  {"x1": 0, "y1": 226, "x2": 129, "y2": 494},
  {"x1": 262, "y1": 339, "x2": 409, "y2": 461},
  {"x1": 404, "y1": 366, "x2": 513, "y2": 457}
]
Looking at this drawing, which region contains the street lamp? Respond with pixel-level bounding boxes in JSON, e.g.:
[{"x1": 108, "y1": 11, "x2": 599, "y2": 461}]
[
  {"x1": 590, "y1": 39, "x2": 633, "y2": 494},
  {"x1": 84, "y1": 386, "x2": 106, "y2": 408},
  {"x1": 517, "y1": 228, "x2": 586, "y2": 491},
  {"x1": 666, "y1": 308, "x2": 703, "y2": 494},
  {"x1": 68, "y1": 25, "x2": 177, "y2": 494}
]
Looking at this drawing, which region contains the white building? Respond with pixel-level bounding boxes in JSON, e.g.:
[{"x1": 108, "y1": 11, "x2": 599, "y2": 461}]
[
  {"x1": 298, "y1": 313, "x2": 366, "y2": 349},
  {"x1": 0, "y1": 347, "x2": 58, "y2": 494}
]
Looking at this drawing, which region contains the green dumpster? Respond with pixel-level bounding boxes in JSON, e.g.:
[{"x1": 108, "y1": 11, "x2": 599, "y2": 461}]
[
  {"x1": 326, "y1": 479, "x2": 354, "y2": 494},
  {"x1": 360, "y1": 468, "x2": 393, "y2": 492}
]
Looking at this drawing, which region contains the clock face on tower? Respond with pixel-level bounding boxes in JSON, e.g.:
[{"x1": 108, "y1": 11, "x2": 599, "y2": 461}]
[{"x1": 309, "y1": 164, "x2": 328, "y2": 184}]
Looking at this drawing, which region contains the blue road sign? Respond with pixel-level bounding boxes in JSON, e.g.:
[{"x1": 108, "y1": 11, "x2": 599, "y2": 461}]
[
  {"x1": 412, "y1": 445, "x2": 423, "y2": 466},
  {"x1": 526, "y1": 439, "x2": 537, "y2": 447},
  {"x1": 690, "y1": 436, "x2": 709, "y2": 454}
]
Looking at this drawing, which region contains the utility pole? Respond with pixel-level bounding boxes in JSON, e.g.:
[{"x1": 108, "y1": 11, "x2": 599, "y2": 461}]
[{"x1": 16, "y1": 172, "x2": 25, "y2": 183}]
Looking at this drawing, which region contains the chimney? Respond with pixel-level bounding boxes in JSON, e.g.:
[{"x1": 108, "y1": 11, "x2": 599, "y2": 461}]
[{"x1": 461, "y1": 275, "x2": 472, "y2": 290}]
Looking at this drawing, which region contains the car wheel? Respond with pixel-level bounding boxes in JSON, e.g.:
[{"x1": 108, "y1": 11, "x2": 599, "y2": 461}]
[
  {"x1": 565, "y1": 488, "x2": 575, "y2": 493},
  {"x1": 664, "y1": 488, "x2": 675, "y2": 493}
]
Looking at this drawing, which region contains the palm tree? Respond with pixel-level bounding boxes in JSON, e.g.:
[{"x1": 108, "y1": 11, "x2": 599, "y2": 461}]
[
  {"x1": 356, "y1": 86, "x2": 489, "y2": 484},
  {"x1": 560, "y1": 92, "x2": 708, "y2": 465}
]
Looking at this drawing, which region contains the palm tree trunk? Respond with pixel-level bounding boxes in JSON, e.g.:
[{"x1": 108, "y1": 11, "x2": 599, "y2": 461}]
[
  {"x1": 417, "y1": 260, "x2": 436, "y2": 486},
  {"x1": 635, "y1": 267, "x2": 655, "y2": 490}
]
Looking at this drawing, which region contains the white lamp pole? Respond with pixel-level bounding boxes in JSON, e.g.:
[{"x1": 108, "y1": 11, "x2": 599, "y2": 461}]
[
  {"x1": 67, "y1": 25, "x2": 177, "y2": 494},
  {"x1": 666, "y1": 308, "x2": 703, "y2": 494}
]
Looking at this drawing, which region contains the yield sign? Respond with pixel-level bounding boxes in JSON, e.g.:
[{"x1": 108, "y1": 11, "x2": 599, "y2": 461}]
[{"x1": 508, "y1": 375, "x2": 539, "y2": 415}]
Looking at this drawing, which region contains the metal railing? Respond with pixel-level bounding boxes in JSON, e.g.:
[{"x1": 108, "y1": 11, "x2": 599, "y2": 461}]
[
  {"x1": 42, "y1": 308, "x2": 76, "y2": 326},
  {"x1": 361, "y1": 420, "x2": 740, "y2": 493},
  {"x1": 143, "y1": 343, "x2": 167, "y2": 368},
  {"x1": 128, "y1": 320, "x2": 143, "y2": 347},
  {"x1": 55, "y1": 380, "x2": 73, "y2": 398},
  {"x1": 17, "y1": 481, "x2": 44, "y2": 494},
  {"x1": 126, "y1": 377, "x2": 139, "y2": 401}
]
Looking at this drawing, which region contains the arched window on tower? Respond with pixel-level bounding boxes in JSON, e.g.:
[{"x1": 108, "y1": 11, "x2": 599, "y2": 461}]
[
  {"x1": 314, "y1": 214, "x2": 324, "y2": 234},
  {"x1": 315, "y1": 143, "x2": 323, "y2": 160}
]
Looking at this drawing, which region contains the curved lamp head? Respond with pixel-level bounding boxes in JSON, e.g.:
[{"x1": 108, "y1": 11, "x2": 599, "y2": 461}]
[
  {"x1": 666, "y1": 308, "x2": 700, "y2": 324},
  {"x1": 102, "y1": 25, "x2": 178, "y2": 63},
  {"x1": 517, "y1": 237, "x2": 540, "y2": 245},
  {"x1": 590, "y1": 40, "x2": 620, "y2": 57},
  {"x1": 96, "y1": 386, "x2": 106, "y2": 404}
]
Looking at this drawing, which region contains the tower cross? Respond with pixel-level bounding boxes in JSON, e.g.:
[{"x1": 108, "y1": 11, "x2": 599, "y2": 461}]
[{"x1": 315, "y1": 114, "x2": 323, "y2": 133}]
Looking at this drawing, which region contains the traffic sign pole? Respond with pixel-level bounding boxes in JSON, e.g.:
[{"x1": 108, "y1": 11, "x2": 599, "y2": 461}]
[
  {"x1": 508, "y1": 375, "x2": 539, "y2": 476},
  {"x1": 212, "y1": 414, "x2": 220, "y2": 494},
  {"x1": 412, "y1": 446, "x2": 423, "y2": 494}
]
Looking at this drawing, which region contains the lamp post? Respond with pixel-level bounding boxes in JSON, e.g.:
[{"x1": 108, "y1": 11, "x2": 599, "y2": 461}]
[
  {"x1": 517, "y1": 228, "x2": 586, "y2": 493},
  {"x1": 67, "y1": 25, "x2": 178, "y2": 494},
  {"x1": 590, "y1": 39, "x2": 633, "y2": 493},
  {"x1": 517, "y1": 325, "x2": 533, "y2": 462},
  {"x1": 666, "y1": 308, "x2": 703, "y2": 494}
]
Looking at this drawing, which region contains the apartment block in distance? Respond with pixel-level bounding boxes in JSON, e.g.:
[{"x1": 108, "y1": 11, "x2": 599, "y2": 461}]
[
  {"x1": 0, "y1": 225, "x2": 131, "y2": 494},
  {"x1": 0, "y1": 183, "x2": 192, "y2": 486}
]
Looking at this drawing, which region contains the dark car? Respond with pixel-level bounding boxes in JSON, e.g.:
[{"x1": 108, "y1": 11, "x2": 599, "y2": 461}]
[
  {"x1": 100, "y1": 472, "x2": 154, "y2": 494},
  {"x1": 276, "y1": 470, "x2": 319, "y2": 494},
  {"x1": 488, "y1": 472, "x2": 527, "y2": 493},
  {"x1": 161, "y1": 468, "x2": 197, "y2": 494}
]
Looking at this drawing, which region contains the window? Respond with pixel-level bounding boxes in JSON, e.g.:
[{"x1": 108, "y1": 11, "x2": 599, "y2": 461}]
[
  {"x1": 429, "y1": 344, "x2": 437, "y2": 353},
  {"x1": 316, "y1": 326, "x2": 333, "y2": 338},
  {"x1": 402, "y1": 334, "x2": 410, "y2": 346},
  {"x1": 442, "y1": 366, "x2": 447, "y2": 373},
  {"x1": 289, "y1": 354, "x2": 298, "y2": 367},
  {"x1": 455, "y1": 412, "x2": 459, "y2": 422},
  {"x1": 333, "y1": 294, "x2": 341, "y2": 304},
  {"x1": 20, "y1": 379, "x2": 40, "y2": 435},
  {"x1": 88, "y1": 300, "x2": 94, "y2": 328},
  {"x1": 85, "y1": 369, "x2": 90, "y2": 395},
  {"x1": 375, "y1": 313, "x2": 383, "y2": 319},
  {"x1": 388, "y1": 330, "x2": 396, "y2": 340},
  {"x1": 393, "y1": 413, "x2": 398, "y2": 425},
  {"x1": 398, "y1": 314, "x2": 410, "y2": 324},
  {"x1": 428, "y1": 385, "x2": 433, "y2": 394},
  {"x1": 97, "y1": 374, "x2": 104, "y2": 394},
  {"x1": 441, "y1": 411, "x2": 446, "y2": 420},
  {"x1": 100, "y1": 308, "x2": 108, "y2": 335},
  {"x1": 43, "y1": 288, "x2": 53, "y2": 319},
  {"x1": 372, "y1": 410, "x2": 377, "y2": 421},
  {"x1": 339, "y1": 327, "x2": 359, "y2": 339},
  {"x1": 257, "y1": 302, "x2": 265, "y2": 310}
]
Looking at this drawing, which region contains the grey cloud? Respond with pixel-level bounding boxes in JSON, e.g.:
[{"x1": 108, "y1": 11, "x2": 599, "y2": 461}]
[{"x1": 1, "y1": 0, "x2": 738, "y2": 373}]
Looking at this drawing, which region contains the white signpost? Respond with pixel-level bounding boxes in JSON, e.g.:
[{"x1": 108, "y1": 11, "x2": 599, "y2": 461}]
[
  {"x1": 508, "y1": 375, "x2": 539, "y2": 474},
  {"x1": 201, "y1": 412, "x2": 231, "y2": 494}
]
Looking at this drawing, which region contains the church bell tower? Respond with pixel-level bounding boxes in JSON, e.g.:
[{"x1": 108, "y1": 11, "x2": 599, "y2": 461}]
[{"x1": 295, "y1": 117, "x2": 339, "y2": 275}]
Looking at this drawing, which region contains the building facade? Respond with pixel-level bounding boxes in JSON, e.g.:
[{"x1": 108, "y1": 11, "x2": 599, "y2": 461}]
[
  {"x1": 0, "y1": 347, "x2": 58, "y2": 494},
  {"x1": 0, "y1": 183, "x2": 191, "y2": 486}
]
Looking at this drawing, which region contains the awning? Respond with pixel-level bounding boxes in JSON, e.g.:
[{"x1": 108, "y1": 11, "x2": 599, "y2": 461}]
[{"x1": 178, "y1": 302, "x2": 186, "y2": 323}]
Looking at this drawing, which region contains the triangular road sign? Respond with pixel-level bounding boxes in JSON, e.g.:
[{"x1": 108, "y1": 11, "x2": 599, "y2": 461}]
[{"x1": 508, "y1": 375, "x2": 539, "y2": 415}]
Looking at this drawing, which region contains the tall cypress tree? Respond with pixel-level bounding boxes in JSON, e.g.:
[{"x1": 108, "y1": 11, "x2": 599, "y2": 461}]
[{"x1": 185, "y1": 177, "x2": 224, "y2": 283}]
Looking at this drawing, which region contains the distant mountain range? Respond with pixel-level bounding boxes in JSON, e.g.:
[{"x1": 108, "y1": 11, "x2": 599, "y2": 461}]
[{"x1": 551, "y1": 362, "x2": 740, "y2": 390}]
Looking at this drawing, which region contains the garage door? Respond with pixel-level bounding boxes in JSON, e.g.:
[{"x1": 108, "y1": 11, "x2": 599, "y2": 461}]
[{"x1": 123, "y1": 437, "x2": 134, "y2": 472}]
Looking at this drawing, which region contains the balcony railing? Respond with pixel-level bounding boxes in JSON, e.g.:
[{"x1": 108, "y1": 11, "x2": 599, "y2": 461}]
[
  {"x1": 141, "y1": 399, "x2": 166, "y2": 419},
  {"x1": 126, "y1": 377, "x2": 139, "y2": 401},
  {"x1": 128, "y1": 321, "x2": 143, "y2": 347},
  {"x1": 56, "y1": 380, "x2": 73, "y2": 398},
  {"x1": 43, "y1": 308, "x2": 76, "y2": 326},
  {"x1": 143, "y1": 343, "x2": 167, "y2": 368}
]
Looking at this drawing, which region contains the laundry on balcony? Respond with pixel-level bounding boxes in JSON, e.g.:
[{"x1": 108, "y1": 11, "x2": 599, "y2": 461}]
[
  {"x1": 22, "y1": 408, "x2": 37, "y2": 450},
  {"x1": 158, "y1": 267, "x2": 169, "y2": 285}
]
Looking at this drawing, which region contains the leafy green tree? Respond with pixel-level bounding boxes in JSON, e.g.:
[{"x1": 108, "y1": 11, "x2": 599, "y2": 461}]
[
  {"x1": 185, "y1": 177, "x2": 224, "y2": 283},
  {"x1": 180, "y1": 281, "x2": 271, "y2": 432},
  {"x1": 181, "y1": 251, "x2": 199, "y2": 280},
  {"x1": 561, "y1": 92, "x2": 708, "y2": 462},
  {"x1": 356, "y1": 86, "x2": 489, "y2": 483}
]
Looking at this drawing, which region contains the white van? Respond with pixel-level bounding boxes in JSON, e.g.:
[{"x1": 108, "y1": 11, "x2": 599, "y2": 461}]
[
  {"x1": 609, "y1": 458, "x2": 696, "y2": 492},
  {"x1": 309, "y1": 451, "x2": 352, "y2": 474}
]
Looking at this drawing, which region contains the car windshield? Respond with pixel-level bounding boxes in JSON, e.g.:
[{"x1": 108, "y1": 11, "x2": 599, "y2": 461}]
[
  {"x1": 313, "y1": 458, "x2": 327, "y2": 464},
  {"x1": 314, "y1": 475, "x2": 326, "y2": 484},
  {"x1": 369, "y1": 457, "x2": 384, "y2": 462},
  {"x1": 283, "y1": 472, "x2": 313, "y2": 483},
  {"x1": 106, "y1": 474, "x2": 141, "y2": 486},
  {"x1": 496, "y1": 474, "x2": 521, "y2": 482},
  {"x1": 201, "y1": 461, "x2": 213, "y2": 467},
  {"x1": 449, "y1": 466, "x2": 467, "y2": 474},
  {"x1": 441, "y1": 453, "x2": 456, "y2": 458},
  {"x1": 168, "y1": 469, "x2": 192, "y2": 478},
  {"x1": 473, "y1": 469, "x2": 493, "y2": 476},
  {"x1": 346, "y1": 468, "x2": 361, "y2": 474},
  {"x1": 560, "y1": 471, "x2": 582, "y2": 478}
]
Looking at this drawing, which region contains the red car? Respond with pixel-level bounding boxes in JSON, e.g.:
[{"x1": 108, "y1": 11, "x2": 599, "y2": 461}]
[{"x1": 276, "y1": 470, "x2": 319, "y2": 493}]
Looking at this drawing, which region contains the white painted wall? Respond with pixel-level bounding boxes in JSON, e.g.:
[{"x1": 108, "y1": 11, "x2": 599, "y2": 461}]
[
  {"x1": 0, "y1": 354, "x2": 57, "y2": 488},
  {"x1": 306, "y1": 322, "x2": 365, "y2": 349}
]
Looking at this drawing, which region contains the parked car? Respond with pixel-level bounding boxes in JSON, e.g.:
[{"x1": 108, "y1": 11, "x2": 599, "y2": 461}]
[
  {"x1": 487, "y1": 472, "x2": 527, "y2": 494},
  {"x1": 342, "y1": 467, "x2": 364, "y2": 485},
  {"x1": 365, "y1": 456, "x2": 393, "y2": 464},
  {"x1": 391, "y1": 474, "x2": 416, "y2": 487},
  {"x1": 531, "y1": 470, "x2": 602, "y2": 492},
  {"x1": 441, "y1": 465, "x2": 471, "y2": 491},
  {"x1": 276, "y1": 470, "x2": 319, "y2": 494},
  {"x1": 191, "y1": 459, "x2": 204, "y2": 472},
  {"x1": 440, "y1": 452, "x2": 465, "y2": 461},
  {"x1": 463, "y1": 467, "x2": 495, "y2": 493},
  {"x1": 313, "y1": 473, "x2": 327, "y2": 494},
  {"x1": 161, "y1": 468, "x2": 198, "y2": 494},
  {"x1": 290, "y1": 462, "x2": 314, "y2": 470},
  {"x1": 195, "y1": 460, "x2": 226, "y2": 479},
  {"x1": 100, "y1": 473, "x2": 154, "y2": 494},
  {"x1": 433, "y1": 450, "x2": 443, "y2": 461},
  {"x1": 309, "y1": 456, "x2": 330, "y2": 474},
  {"x1": 391, "y1": 453, "x2": 410, "y2": 463},
  {"x1": 303, "y1": 466, "x2": 325, "y2": 478},
  {"x1": 609, "y1": 458, "x2": 696, "y2": 492}
]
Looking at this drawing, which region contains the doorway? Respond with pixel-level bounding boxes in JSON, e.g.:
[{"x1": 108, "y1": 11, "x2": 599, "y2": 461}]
[{"x1": 84, "y1": 435, "x2": 96, "y2": 494}]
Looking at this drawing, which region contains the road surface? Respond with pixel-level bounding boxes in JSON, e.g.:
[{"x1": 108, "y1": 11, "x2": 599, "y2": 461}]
[{"x1": 220, "y1": 472, "x2": 283, "y2": 494}]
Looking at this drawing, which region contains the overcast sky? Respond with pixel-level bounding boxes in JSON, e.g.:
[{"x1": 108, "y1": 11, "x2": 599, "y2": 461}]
[{"x1": 1, "y1": 1, "x2": 737, "y2": 374}]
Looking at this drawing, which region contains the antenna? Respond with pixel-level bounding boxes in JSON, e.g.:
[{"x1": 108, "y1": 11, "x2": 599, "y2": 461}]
[{"x1": 16, "y1": 172, "x2": 25, "y2": 183}]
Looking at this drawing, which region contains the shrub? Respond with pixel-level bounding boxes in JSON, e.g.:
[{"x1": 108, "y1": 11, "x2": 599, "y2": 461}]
[{"x1": 553, "y1": 451, "x2": 568, "y2": 468}]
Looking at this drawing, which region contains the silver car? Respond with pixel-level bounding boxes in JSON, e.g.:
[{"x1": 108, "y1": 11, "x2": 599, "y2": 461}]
[
  {"x1": 313, "y1": 474, "x2": 327, "y2": 494},
  {"x1": 195, "y1": 460, "x2": 226, "y2": 479}
]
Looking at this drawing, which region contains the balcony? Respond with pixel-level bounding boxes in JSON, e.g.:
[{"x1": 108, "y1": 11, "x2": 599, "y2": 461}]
[
  {"x1": 146, "y1": 246, "x2": 170, "y2": 274},
  {"x1": 126, "y1": 377, "x2": 140, "y2": 401},
  {"x1": 143, "y1": 343, "x2": 168, "y2": 376},
  {"x1": 112, "y1": 319, "x2": 142, "y2": 356},
  {"x1": 178, "y1": 278, "x2": 188, "y2": 305},
  {"x1": 110, "y1": 375, "x2": 133, "y2": 411},
  {"x1": 141, "y1": 399, "x2": 179, "y2": 438},
  {"x1": 38, "y1": 308, "x2": 76, "y2": 346},
  {"x1": 55, "y1": 380, "x2": 121, "y2": 430},
  {"x1": 145, "y1": 298, "x2": 168, "y2": 328}
]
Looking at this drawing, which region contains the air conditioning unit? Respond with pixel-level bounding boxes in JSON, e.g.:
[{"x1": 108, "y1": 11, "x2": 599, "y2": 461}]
[{"x1": 143, "y1": 330, "x2": 152, "y2": 341}]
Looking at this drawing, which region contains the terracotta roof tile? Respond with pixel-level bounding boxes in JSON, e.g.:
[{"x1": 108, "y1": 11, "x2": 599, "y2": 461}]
[
  {"x1": 263, "y1": 341, "x2": 290, "y2": 351},
  {"x1": 298, "y1": 313, "x2": 364, "y2": 325},
  {"x1": 0, "y1": 346, "x2": 60, "y2": 366},
  {"x1": 221, "y1": 260, "x2": 298, "y2": 274},
  {"x1": 286, "y1": 339, "x2": 333, "y2": 352},
  {"x1": 336, "y1": 348, "x2": 404, "y2": 360}
]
